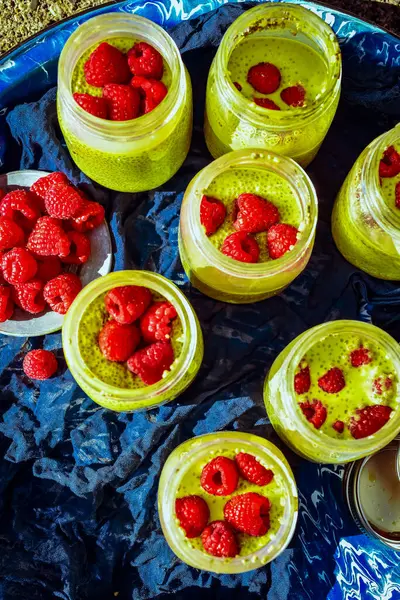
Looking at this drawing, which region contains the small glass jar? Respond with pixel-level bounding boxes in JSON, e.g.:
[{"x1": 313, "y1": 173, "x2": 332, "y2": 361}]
[
  {"x1": 204, "y1": 4, "x2": 341, "y2": 167},
  {"x1": 158, "y1": 431, "x2": 298, "y2": 574},
  {"x1": 62, "y1": 270, "x2": 203, "y2": 412},
  {"x1": 57, "y1": 14, "x2": 192, "y2": 192},
  {"x1": 332, "y1": 126, "x2": 400, "y2": 280},
  {"x1": 179, "y1": 149, "x2": 318, "y2": 303},
  {"x1": 264, "y1": 320, "x2": 400, "y2": 464}
]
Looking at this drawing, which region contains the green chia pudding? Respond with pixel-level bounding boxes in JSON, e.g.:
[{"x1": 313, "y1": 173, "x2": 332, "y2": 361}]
[
  {"x1": 78, "y1": 290, "x2": 184, "y2": 389},
  {"x1": 228, "y1": 37, "x2": 328, "y2": 110}
]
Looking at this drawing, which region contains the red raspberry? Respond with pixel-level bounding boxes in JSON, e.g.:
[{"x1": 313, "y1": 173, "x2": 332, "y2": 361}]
[
  {"x1": 234, "y1": 193, "x2": 280, "y2": 234},
  {"x1": 13, "y1": 278, "x2": 46, "y2": 314},
  {"x1": 127, "y1": 340, "x2": 174, "y2": 385},
  {"x1": 350, "y1": 346, "x2": 372, "y2": 367},
  {"x1": 0, "y1": 190, "x2": 41, "y2": 231},
  {"x1": 35, "y1": 257, "x2": 62, "y2": 282},
  {"x1": 247, "y1": 62, "x2": 281, "y2": 94},
  {"x1": 224, "y1": 492, "x2": 271, "y2": 537},
  {"x1": 372, "y1": 376, "x2": 393, "y2": 395},
  {"x1": 127, "y1": 42, "x2": 164, "y2": 80},
  {"x1": 201, "y1": 521, "x2": 239, "y2": 558},
  {"x1": 84, "y1": 42, "x2": 130, "y2": 87},
  {"x1": 294, "y1": 364, "x2": 311, "y2": 394},
  {"x1": 396, "y1": 181, "x2": 400, "y2": 209},
  {"x1": 1, "y1": 248, "x2": 37, "y2": 285},
  {"x1": 73, "y1": 93, "x2": 108, "y2": 119},
  {"x1": 332, "y1": 420, "x2": 345, "y2": 434},
  {"x1": 30, "y1": 172, "x2": 69, "y2": 207},
  {"x1": 175, "y1": 495, "x2": 210, "y2": 539},
  {"x1": 318, "y1": 367, "x2": 345, "y2": 393},
  {"x1": 0, "y1": 189, "x2": 4, "y2": 201},
  {"x1": 200, "y1": 456, "x2": 239, "y2": 496},
  {"x1": 140, "y1": 301, "x2": 177, "y2": 343},
  {"x1": 221, "y1": 231, "x2": 260, "y2": 263},
  {"x1": 349, "y1": 405, "x2": 392, "y2": 439},
  {"x1": 69, "y1": 201, "x2": 105, "y2": 233},
  {"x1": 130, "y1": 76, "x2": 168, "y2": 114},
  {"x1": 105, "y1": 285, "x2": 152, "y2": 325},
  {"x1": 43, "y1": 273, "x2": 82, "y2": 314},
  {"x1": 27, "y1": 217, "x2": 70, "y2": 258},
  {"x1": 233, "y1": 81, "x2": 242, "y2": 91},
  {"x1": 299, "y1": 399, "x2": 327, "y2": 429},
  {"x1": 103, "y1": 84, "x2": 140, "y2": 121},
  {"x1": 0, "y1": 285, "x2": 14, "y2": 322},
  {"x1": 280, "y1": 85, "x2": 306, "y2": 107},
  {"x1": 98, "y1": 320, "x2": 141, "y2": 362},
  {"x1": 235, "y1": 453, "x2": 274, "y2": 486},
  {"x1": 267, "y1": 224, "x2": 298, "y2": 260},
  {"x1": 379, "y1": 146, "x2": 400, "y2": 178},
  {"x1": 254, "y1": 97, "x2": 281, "y2": 110},
  {"x1": 200, "y1": 195, "x2": 227, "y2": 236},
  {"x1": 22, "y1": 349, "x2": 58, "y2": 380},
  {"x1": 62, "y1": 231, "x2": 91, "y2": 265},
  {"x1": 44, "y1": 183, "x2": 84, "y2": 220},
  {"x1": 0, "y1": 217, "x2": 25, "y2": 251}
]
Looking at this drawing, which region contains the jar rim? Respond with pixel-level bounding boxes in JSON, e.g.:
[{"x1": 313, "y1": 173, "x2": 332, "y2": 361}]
[
  {"x1": 62, "y1": 270, "x2": 200, "y2": 408},
  {"x1": 158, "y1": 431, "x2": 298, "y2": 574},
  {"x1": 274, "y1": 320, "x2": 400, "y2": 457},
  {"x1": 215, "y1": 3, "x2": 342, "y2": 130},
  {"x1": 57, "y1": 13, "x2": 186, "y2": 142},
  {"x1": 184, "y1": 148, "x2": 318, "y2": 279}
]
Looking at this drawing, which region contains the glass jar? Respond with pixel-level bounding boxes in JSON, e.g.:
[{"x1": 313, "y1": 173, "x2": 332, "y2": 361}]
[
  {"x1": 204, "y1": 4, "x2": 341, "y2": 167},
  {"x1": 179, "y1": 149, "x2": 318, "y2": 303},
  {"x1": 158, "y1": 431, "x2": 298, "y2": 574},
  {"x1": 57, "y1": 14, "x2": 192, "y2": 193},
  {"x1": 62, "y1": 270, "x2": 203, "y2": 411},
  {"x1": 264, "y1": 320, "x2": 400, "y2": 464},
  {"x1": 332, "y1": 126, "x2": 400, "y2": 279}
]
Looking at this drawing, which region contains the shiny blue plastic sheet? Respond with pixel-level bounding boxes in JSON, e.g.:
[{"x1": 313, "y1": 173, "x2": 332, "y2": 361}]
[{"x1": 1, "y1": 1, "x2": 400, "y2": 598}]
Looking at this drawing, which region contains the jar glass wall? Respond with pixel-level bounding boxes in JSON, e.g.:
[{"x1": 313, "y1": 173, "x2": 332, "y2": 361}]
[
  {"x1": 204, "y1": 4, "x2": 341, "y2": 167},
  {"x1": 332, "y1": 125, "x2": 400, "y2": 280},
  {"x1": 57, "y1": 14, "x2": 192, "y2": 192}
]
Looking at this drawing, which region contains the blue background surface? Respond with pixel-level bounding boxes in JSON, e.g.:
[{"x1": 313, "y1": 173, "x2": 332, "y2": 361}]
[{"x1": 1, "y1": 1, "x2": 400, "y2": 598}]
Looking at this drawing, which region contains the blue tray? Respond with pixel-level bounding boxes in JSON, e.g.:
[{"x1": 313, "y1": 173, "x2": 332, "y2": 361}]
[{"x1": 0, "y1": 1, "x2": 400, "y2": 599}]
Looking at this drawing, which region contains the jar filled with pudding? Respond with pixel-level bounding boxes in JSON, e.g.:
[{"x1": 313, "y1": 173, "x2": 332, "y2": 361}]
[
  {"x1": 332, "y1": 125, "x2": 400, "y2": 280},
  {"x1": 57, "y1": 14, "x2": 192, "y2": 192},
  {"x1": 204, "y1": 3, "x2": 341, "y2": 167}
]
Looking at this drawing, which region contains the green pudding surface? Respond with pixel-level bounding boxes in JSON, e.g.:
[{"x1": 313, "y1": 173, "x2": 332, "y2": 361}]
[
  {"x1": 71, "y1": 37, "x2": 172, "y2": 100},
  {"x1": 77, "y1": 290, "x2": 184, "y2": 389},
  {"x1": 296, "y1": 333, "x2": 398, "y2": 439},
  {"x1": 380, "y1": 141, "x2": 400, "y2": 217},
  {"x1": 176, "y1": 449, "x2": 284, "y2": 556},
  {"x1": 228, "y1": 36, "x2": 328, "y2": 110},
  {"x1": 204, "y1": 166, "x2": 302, "y2": 262}
]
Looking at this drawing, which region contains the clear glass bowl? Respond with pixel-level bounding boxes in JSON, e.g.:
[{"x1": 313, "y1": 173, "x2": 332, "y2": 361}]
[
  {"x1": 158, "y1": 431, "x2": 298, "y2": 574},
  {"x1": 62, "y1": 270, "x2": 203, "y2": 411},
  {"x1": 264, "y1": 320, "x2": 400, "y2": 464},
  {"x1": 179, "y1": 149, "x2": 318, "y2": 303},
  {"x1": 57, "y1": 14, "x2": 193, "y2": 192},
  {"x1": 204, "y1": 4, "x2": 341, "y2": 167}
]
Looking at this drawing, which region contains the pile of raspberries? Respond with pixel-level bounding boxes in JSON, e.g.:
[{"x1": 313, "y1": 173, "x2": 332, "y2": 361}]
[
  {"x1": 0, "y1": 171, "x2": 104, "y2": 322},
  {"x1": 74, "y1": 41, "x2": 168, "y2": 121}
]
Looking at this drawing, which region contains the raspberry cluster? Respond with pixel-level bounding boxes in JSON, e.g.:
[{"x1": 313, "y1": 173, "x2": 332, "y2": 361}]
[
  {"x1": 200, "y1": 193, "x2": 299, "y2": 263},
  {"x1": 98, "y1": 285, "x2": 178, "y2": 385},
  {"x1": 294, "y1": 346, "x2": 394, "y2": 437},
  {"x1": 175, "y1": 452, "x2": 274, "y2": 558},
  {"x1": 74, "y1": 41, "x2": 168, "y2": 121},
  {"x1": 379, "y1": 145, "x2": 400, "y2": 209},
  {"x1": 0, "y1": 172, "x2": 105, "y2": 322}
]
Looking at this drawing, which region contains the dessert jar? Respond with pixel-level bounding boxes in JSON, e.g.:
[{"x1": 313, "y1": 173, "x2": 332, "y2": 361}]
[
  {"x1": 332, "y1": 126, "x2": 400, "y2": 280},
  {"x1": 57, "y1": 14, "x2": 192, "y2": 192},
  {"x1": 264, "y1": 320, "x2": 400, "y2": 464},
  {"x1": 158, "y1": 431, "x2": 298, "y2": 574},
  {"x1": 204, "y1": 4, "x2": 341, "y2": 167},
  {"x1": 62, "y1": 271, "x2": 203, "y2": 411},
  {"x1": 179, "y1": 149, "x2": 318, "y2": 303}
]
